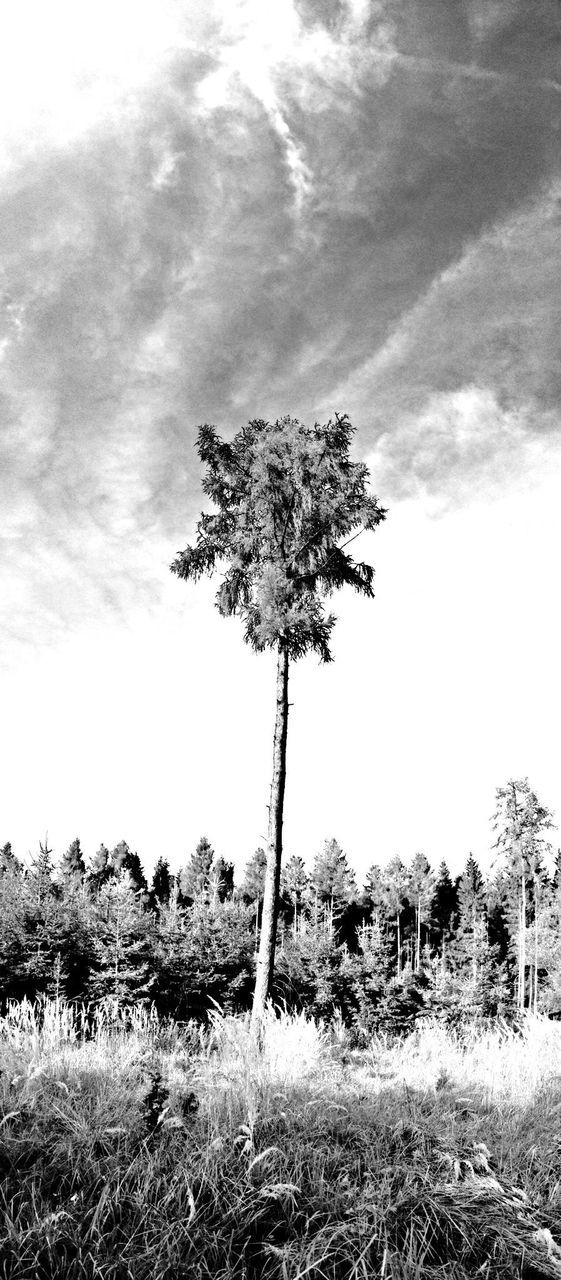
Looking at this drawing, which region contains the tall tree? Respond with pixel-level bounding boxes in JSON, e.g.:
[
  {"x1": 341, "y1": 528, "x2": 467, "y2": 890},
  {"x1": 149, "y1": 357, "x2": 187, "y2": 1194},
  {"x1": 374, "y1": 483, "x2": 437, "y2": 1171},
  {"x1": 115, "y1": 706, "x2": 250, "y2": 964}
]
[
  {"x1": 171, "y1": 414, "x2": 386, "y2": 1025},
  {"x1": 492, "y1": 779, "x2": 554, "y2": 1011},
  {"x1": 240, "y1": 847, "x2": 268, "y2": 949},
  {"x1": 384, "y1": 856, "x2": 410, "y2": 978},
  {"x1": 282, "y1": 854, "x2": 309, "y2": 936},
  {"x1": 455, "y1": 854, "x2": 487, "y2": 985},
  {"x1": 408, "y1": 852, "x2": 434, "y2": 972},
  {"x1": 431, "y1": 861, "x2": 459, "y2": 966},
  {"x1": 311, "y1": 838, "x2": 357, "y2": 936}
]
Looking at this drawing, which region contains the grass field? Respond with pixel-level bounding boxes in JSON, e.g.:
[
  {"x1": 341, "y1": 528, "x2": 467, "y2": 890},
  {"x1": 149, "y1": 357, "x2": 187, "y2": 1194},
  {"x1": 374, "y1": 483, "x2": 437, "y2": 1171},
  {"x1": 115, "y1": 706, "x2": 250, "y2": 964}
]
[{"x1": 2, "y1": 1000, "x2": 561, "y2": 1278}]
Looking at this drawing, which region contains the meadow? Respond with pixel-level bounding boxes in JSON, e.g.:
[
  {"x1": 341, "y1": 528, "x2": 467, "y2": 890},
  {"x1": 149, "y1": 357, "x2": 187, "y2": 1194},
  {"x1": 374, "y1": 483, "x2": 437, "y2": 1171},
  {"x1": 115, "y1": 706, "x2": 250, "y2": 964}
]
[{"x1": 2, "y1": 1001, "x2": 561, "y2": 1278}]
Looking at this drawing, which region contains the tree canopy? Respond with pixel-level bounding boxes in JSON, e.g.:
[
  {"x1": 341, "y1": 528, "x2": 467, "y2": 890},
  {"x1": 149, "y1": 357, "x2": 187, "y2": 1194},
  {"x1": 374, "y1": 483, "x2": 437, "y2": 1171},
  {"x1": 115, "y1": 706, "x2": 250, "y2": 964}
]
[{"x1": 170, "y1": 414, "x2": 386, "y2": 662}]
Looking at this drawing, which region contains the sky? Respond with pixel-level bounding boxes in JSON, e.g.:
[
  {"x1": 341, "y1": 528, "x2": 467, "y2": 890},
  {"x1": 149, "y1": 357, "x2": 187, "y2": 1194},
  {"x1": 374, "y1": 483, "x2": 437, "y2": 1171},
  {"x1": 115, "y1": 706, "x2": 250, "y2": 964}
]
[{"x1": 1, "y1": 0, "x2": 561, "y2": 883}]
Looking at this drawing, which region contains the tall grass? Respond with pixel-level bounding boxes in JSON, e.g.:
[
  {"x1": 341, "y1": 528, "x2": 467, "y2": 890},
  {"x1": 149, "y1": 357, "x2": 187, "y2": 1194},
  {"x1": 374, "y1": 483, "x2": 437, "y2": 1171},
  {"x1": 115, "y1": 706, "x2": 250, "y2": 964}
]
[{"x1": 2, "y1": 1000, "x2": 561, "y2": 1277}]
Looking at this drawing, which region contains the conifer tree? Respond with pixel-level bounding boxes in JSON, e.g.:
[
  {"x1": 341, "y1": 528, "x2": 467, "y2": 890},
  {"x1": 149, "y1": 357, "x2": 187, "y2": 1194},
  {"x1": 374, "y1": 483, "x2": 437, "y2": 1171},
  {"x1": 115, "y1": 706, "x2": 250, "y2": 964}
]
[
  {"x1": 282, "y1": 854, "x2": 309, "y2": 935},
  {"x1": 171, "y1": 414, "x2": 386, "y2": 1025},
  {"x1": 88, "y1": 844, "x2": 111, "y2": 891},
  {"x1": 0, "y1": 842, "x2": 20, "y2": 873},
  {"x1": 431, "y1": 861, "x2": 459, "y2": 966},
  {"x1": 23, "y1": 839, "x2": 63, "y2": 999},
  {"x1": 455, "y1": 853, "x2": 486, "y2": 984},
  {"x1": 241, "y1": 847, "x2": 268, "y2": 945},
  {"x1": 384, "y1": 856, "x2": 410, "y2": 977},
  {"x1": 55, "y1": 874, "x2": 97, "y2": 1000},
  {"x1": 362, "y1": 864, "x2": 386, "y2": 927},
  {"x1": 210, "y1": 856, "x2": 235, "y2": 904},
  {"x1": 91, "y1": 872, "x2": 153, "y2": 1004},
  {"x1": 179, "y1": 836, "x2": 215, "y2": 903},
  {"x1": 409, "y1": 852, "x2": 434, "y2": 972},
  {"x1": 59, "y1": 837, "x2": 86, "y2": 881},
  {"x1": 0, "y1": 855, "x2": 27, "y2": 1000},
  {"x1": 109, "y1": 841, "x2": 147, "y2": 896},
  {"x1": 151, "y1": 856, "x2": 173, "y2": 907},
  {"x1": 311, "y1": 838, "x2": 357, "y2": 936},
  {"x1": 28, "y1": 837, "x2": 56, "y2": 908},
  {"x1": 493, "y1": 779, "x2": 554, "y2": 1011},
  {"x1": 241, "y1": 847, "x2": 267, "y2": 899}
]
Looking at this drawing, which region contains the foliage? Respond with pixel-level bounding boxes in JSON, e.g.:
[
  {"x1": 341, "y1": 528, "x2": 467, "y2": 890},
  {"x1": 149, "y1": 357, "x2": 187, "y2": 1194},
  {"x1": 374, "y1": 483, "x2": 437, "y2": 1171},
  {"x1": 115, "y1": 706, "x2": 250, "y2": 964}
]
[
  {"x1": 2, "y1": 771, "x2": 561, "y2": 1027},
  {"x1": 170, "y1": 414, "x2": 386, "y2": 662},
  {"x1": 171, "y1": 413, "x2": 387, "y2": 1022},
  {"x1": 179, "y1": 835, "x2": 215, "y2": 904}
]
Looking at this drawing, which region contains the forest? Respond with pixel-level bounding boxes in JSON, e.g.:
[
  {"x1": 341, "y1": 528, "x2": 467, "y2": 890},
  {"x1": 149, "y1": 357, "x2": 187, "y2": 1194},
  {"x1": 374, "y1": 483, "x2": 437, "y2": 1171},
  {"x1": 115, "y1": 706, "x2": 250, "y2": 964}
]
[{"x1": 1, "y1": 776, "x2": 558, "y2": 1035}]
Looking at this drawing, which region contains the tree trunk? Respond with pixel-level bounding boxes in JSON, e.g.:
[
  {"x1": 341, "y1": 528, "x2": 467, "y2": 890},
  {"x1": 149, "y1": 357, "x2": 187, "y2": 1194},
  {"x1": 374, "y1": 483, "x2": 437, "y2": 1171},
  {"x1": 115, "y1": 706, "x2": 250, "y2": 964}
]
[
  {"x1": 520, "y1": 872, "x2": 526, "y2": 1011},
  {"x1": 472, "y1": 902, "x2": 477, "y2": 985},
  {"x1": 251, "y1": 640, "x2": 289, "y2": 1029},
  {"x1": 396, "y1": 912, "x2": 401, "y2": 978}
]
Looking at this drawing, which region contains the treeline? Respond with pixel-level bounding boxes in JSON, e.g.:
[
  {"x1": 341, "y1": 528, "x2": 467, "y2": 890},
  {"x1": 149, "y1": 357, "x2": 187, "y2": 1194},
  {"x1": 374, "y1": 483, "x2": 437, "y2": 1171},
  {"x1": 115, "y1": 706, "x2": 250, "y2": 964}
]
[{"x1": 1, "y1": 778, "x2": 560, "y2": 1035}]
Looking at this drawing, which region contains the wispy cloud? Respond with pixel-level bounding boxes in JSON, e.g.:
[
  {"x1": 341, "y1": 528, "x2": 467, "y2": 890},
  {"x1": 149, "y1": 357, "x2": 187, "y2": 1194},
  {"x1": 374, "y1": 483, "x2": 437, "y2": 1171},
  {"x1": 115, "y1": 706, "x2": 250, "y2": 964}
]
[{"x1": 333, "y1": 184, "x2": 561, "y2": 502}]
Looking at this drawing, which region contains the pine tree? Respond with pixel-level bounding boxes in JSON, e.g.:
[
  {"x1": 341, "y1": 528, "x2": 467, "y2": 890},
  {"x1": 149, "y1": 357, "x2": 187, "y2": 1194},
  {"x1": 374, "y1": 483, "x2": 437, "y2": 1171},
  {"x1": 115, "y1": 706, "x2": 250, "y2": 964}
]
[
  {"x1": 431, "y1": 861, "x2": 459, "y2": 966},
  {"x1": 493, "y1": 779, "x2": 554, "y2": 1011},
  {"x1": 22, "y1": 839, "x2": 63, "y2": 1001},
  {"x1": 455, "y1": 853, "x2": 486, "y2": 984},
  {"x1": 0, "y1": 856, "x2": 28, "y2": 1000},
  {"x1": 408, "y1": 852, "x2": 434, "y2": 972},
  {"x1": 241, "y1": 847, "x2": 267, "y2": 904},
  {"x1": 210, "y1": 856, "x2": 235, "y2": 904},
  {"x1": 281, "y1": 854, "x2": 309, "y2": 935},
  {"x1": 91, "y1": 872, "x2": 153, "y2": 1004},
  {"x1": 179, "y1": 836, "x2": 215, "y2": 903},
  {"x1": 352, "y1": 915, "x2": 393, "y2": 1034},
  {"x1": 171, "y1": 413, "x2": 386, "y2": 1026},
  {"x1": 54, "y1": 875, "x2": 97, "y2": 1001},
  {"x1": 362, "y1": 864, "x2": 386, "y2": 927},
  {"x1": 172, "y1": 898, "x2": 255, "y2": 1020},
  {"x1": 109, "y1": 841, "x2": 147, "y2": 896},
  {"x1": 0, "y1": 842, "x2": 20, "y2": 873},
  {"x1": 151, "y1": 856, "x2": 173, "y2": 907},
  {"x1": 311, "y1": 838, "x2": 357, "y2": 936},
  {"x1": 384, "y1": 856, "x2": 410, "y2": 978},
  {"x1": 28, "y1": 837, "x2": 57, "y2": 908},
  {"x1": 59, "y1": 837, "x2": 86, "y2": 881},
  {"x1": 240, "y1": 847, "x2": 268, "y2": 948},
  {"x1": 88, "y1": 844, "x2": 111, "y2": 891}
]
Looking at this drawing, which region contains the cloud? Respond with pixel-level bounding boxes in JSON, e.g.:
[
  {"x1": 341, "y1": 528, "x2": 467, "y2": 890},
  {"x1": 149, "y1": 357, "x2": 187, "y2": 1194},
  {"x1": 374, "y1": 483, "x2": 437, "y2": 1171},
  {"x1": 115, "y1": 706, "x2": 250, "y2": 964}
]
[
  {"x1": 1, "y1": 0, "x2": 560, "y2": 657},
  {"x1": 332, "y1": 185, "x2": 561, "y2": 502}
]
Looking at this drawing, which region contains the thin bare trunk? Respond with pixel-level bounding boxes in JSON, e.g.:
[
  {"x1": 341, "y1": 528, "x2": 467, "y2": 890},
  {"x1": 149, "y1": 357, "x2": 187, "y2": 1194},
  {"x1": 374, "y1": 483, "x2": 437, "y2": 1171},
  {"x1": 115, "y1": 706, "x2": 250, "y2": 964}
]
[
  {"x1": 472, "y1": 902, "x2": 477, "y2": 985},
  {"x1": 251, "y1": 641, "x2": 289, "y2": 1029},
  {"x1": 520, "y1": 873, "x2": 526, "y2": 1011},
  {"x1": 534, "y1": 877, "x2": 539, "y2": 1014}
]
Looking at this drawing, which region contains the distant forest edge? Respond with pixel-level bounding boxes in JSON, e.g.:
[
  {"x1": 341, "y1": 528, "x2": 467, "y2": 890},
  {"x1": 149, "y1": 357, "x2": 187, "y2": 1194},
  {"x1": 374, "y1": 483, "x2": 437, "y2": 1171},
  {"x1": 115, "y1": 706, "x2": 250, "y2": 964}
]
[{"x1": 1, "y1": 777, "x2": 559, "y2": 1034}]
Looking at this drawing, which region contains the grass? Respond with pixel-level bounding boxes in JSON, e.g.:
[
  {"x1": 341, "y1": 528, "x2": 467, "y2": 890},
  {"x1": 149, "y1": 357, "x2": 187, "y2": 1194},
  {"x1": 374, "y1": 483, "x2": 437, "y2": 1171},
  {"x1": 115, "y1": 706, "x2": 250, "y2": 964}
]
[{"x1": 2, "y1": 1001, "x2": 561, "y2": 1277}]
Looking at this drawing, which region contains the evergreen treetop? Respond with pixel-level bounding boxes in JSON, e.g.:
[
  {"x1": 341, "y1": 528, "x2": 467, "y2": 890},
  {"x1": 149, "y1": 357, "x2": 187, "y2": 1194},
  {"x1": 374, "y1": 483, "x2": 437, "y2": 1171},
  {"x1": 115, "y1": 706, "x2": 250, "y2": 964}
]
[{"x1": 171, "y1": 415, "x2": 386, "y2": 662}]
